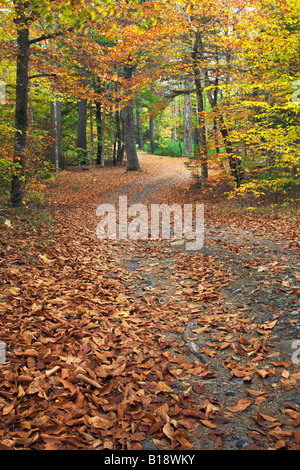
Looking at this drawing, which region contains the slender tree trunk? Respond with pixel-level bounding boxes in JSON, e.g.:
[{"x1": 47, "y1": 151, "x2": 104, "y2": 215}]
[
  {"x1": 51, "y1": 99, "x2": 62, "y2": 175},
  {"x1": 101, "y1": 103, "x2": 106, "y2": 167},
  {"x1": 184, "y1": 90, "x2": 193, "y2": 159},
  {"x1": 89, "y1": 101, "x2": 94, "y2": 169},
  {"x1": 149, "y1": 114, "x2": 156, "y2": 154},
  {"x1": 11, "y1": 21, "x2": 30, "y2": 206},
  {"x1": 218, "y1": 113, "x2": 243, "y2": 187},
  {"x1": 192, "y1": 68, "x2": 208, "y2": 186},
  {"x1": 136, "y1": 106, "x2": 144, "y2": 151},
  {"x1": 113, "y1": 108, "x2": 121, "y2": 165},
  {"x1": 124, "y1": 65, "x2": 140, "y2": 171},
  {"x1": 117, "y1": 109, "x2": 125, "y2": 164},
  {"x1": 77, "y1": 98, "x2": 87, "y2": 165},
  {"x1": 171, "y1": 103, "x2": 177, "y2": 142},
  {"x1": 192, "y1": 33, "x2": 208, "y2": 188},
  {"x1": 95, "y1": 101, "x2": 102, "y2": 164}
]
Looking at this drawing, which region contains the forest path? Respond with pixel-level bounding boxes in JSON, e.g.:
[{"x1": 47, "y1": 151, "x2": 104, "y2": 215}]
[
  {"x1": 42, "y1": 152, "x2": 300, "y2": 450},
  {"x1": 1, "y1": 153, "x2": 299, "y2": 451},
  {"x1": 94, "y1": 153, "x2": 300, "y2": 450}
]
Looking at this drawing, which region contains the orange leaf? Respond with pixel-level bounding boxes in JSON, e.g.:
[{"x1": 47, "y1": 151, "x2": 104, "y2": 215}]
[
  {"x1": 163, "y1": 423, "x2": 175, "y2": 440},
  {"x1": 227, "y1": 399, "x2": 251, "y2": 413},
  {"x1": 200, "y1": 419, "x2": 217, "y2": 429},
  {"x1": 155, "y1": 382, "x2": 173, "y2": 394},
  {"x1": 2, "y1": 402, "x2": 15, "y2": 416}
]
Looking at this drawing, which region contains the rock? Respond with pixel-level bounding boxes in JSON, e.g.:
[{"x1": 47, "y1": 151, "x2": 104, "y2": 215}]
[
  {"x1": 289, "y1": 310, "x2": 299, "y2": 316},
  {"x1": 142, "y1": 438, "x2": 157, "y2": 450},
  {"x1": 225, "y1": 390, "x2": 236, "y2": 396},
  {"x1": 257, "y1": 266, "x2": 268, "y2": 272},
  {"x1": 236, "y1": 439, "x2": 250, "y2": 449},
  {"x1": 170, "y1": 239, "x2": 185, "y2": 248}
]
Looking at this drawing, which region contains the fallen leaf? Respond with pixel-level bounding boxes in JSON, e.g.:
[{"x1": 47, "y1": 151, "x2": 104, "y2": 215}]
[{"x1": 227, "y1": 399, "x2": 252, "y2": 413}]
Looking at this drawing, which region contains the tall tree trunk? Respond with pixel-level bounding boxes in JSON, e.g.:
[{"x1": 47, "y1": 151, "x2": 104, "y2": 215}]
[
  {"x1": 95, "y1": 101, "x2": 102, "y2": 164},
  {"x1": 77, "y1": 98, "x2": 87, "y2": 166},
  {"x1": 192, "y1": 33, "x2": 208, "y2": 188},
  {"x1": 218, "y1": 113, "x2": 243, "y2": 187},
  {"x1": 184, "y1": 90, "x2": 193, "y2": 159},
  {"x1": 149, "y1": 114, "x2": 156, "y2": 154},
  {"x1": 136, "y1": 106, "x2": 144, "y2": 151},
  {"x1": 171, "y1": 103, "x2": 177, "y2": 142},
  {"x1": 124, "y1": 65, "x2": 140, "y2": 171},
  {"x1": 101, "y1": 103, "x2": 106, "y2": 167},
  {"x1": 204, "y1": 71, "x2": 243, "y2": 188},
  {"x1": 11, "y1": 18, "x2": 30, "y2": 206},
  {"x1": 51, "y1": 99, "x2": 62, "y2": 175},
  {"x1": 113, "y1": 108, "x2": 121, "y2": 165},
  {"x1": 117, "y1": 109, "x2": 125, "y2": 164},
  {"x1": 89, "y1": 101, "x2": 94, "y2": 169}
]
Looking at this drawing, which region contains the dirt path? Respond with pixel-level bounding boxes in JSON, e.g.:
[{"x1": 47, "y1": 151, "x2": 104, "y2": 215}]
[
  {"x1": 97, "y1": 155, "x2": 300, "y2": 450},
  {"x1": 1, "y1": 153, "x2": 299, "y2": 451}
]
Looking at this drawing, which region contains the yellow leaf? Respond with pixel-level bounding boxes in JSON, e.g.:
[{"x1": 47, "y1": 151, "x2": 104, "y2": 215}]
[
  {"x1": 8, "y1": 287, "x2": 20, "y2": 295},
  {"x1": 2, "y1": 402, "x2": 15, "y2": 415},
  {"x1": 114, "y1": 309, "x2": 130, "y2": 318}
]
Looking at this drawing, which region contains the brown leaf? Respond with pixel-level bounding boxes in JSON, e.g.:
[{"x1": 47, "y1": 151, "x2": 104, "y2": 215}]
[
  {"x1": 2, "y1": 402, "x2": 15, "y2": 416},
  {"x1": 88, "y1": 415, "x2": 114, "y2": 429},
  {"x1": 149, "y1": 420, "x2": 164, "y2": 435},
  {"x1": 163, "y1": 422, "x2": 175, "y2": 440},
  {"x1": 227, "y1": 399, "x2": 252, "y2": 413},
  {"x1": 200, "y1": 419, "x2": 217, "y2": 429},
  {"x1": 155, "y1": 382, "x2": 173, "y2": 394}
]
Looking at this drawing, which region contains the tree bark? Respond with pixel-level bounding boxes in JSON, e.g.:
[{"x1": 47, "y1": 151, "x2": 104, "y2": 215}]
[
  {"x1": 101, "y1": 103, "x2": 106, "y2": 167},
  {"x1": 192, "y1": 32, "x2": 208, "y2": 188},
  {"x1": 51, "y1": 99, "x2": 62, "y2": 174},
  {"x1": 184, "y1": 90, "x2": 193, "y2": 159},
  {"x1": 136, "y1": 106, "x2": 144, "y2": 151},
  {"x1": 149, "y1": 114, "x2": 156, "y2": 154},
  {"x1": 124, "y1": 65, "x2": 140, "y2": 171},
  {"x1": 77, "y1": 98, "x2": 87, "y2": 165},
  {"x1": 11, "y1": 16, "x2": 30, "y2": 206},
  {"x1": 117, "y1": 109, "x2": 125, "y2": 164},
  {"x1": 95, "y1": 101, "x2": 102, "y2": 164},
  {"x1": 89, "y1": 101, "x2": 94, "y2": 169},
  {"x1": 218, "y1": 113, "x2": 243, "y2": 187}
]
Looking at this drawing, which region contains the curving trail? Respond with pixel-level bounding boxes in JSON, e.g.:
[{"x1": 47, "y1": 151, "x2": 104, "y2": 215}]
[{"x1": 0, "y1": 153, "x2": 299, "y2": 451}]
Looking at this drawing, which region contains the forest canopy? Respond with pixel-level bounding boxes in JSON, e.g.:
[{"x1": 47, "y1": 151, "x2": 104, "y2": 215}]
[{"x1": 0, "y1": 0, "x2": 299, "y2": 206}]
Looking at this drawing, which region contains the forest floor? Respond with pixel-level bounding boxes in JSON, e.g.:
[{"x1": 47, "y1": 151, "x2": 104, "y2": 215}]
[{"x1": 0, "y1": 153, "x2": 300, "y2": 452}]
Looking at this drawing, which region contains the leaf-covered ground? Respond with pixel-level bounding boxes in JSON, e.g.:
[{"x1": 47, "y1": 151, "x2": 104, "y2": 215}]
[{"x1": 0, "y1": 154, "x2": 299, "y2": 450}]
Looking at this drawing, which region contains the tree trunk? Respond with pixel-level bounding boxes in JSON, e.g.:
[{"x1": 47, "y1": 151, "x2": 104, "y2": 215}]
[
  {"x1": 77, "y1": 98, "x2": 87, "y2": 165},
  {"x1": 136, "y1": 106, "x2": 144, "y2": 151},
  {"x1": 192, "y1": 69, "x2": 208, "y2": 187},
  {"x1": 95, "y1": 101, "x2": 102, "y2": 164},
  {"x1": 192, "y1": 33, "x2": 208, "y2": 188},
  {"x1": 184, "y1": 91, "x2": 193, "y2": 159},
  {"x1": 11, "y1": 21, "x2": 30, "y2": 206},
  {"x1": 51, "y1": 99, "x2": 62, "y2": 175},
  {"x1": 117, "y1": 109, "x2": 125, "y2": 164},
  {"x1": 124, "y1": 65, "x2": 140, "y2": 171},
  {"x1": 101, "y1": 103, "x2": 106, "y2": 167},
  {"x1": 113, "y1": 108, "x2": 122, "y2": 165},
  {"x1": 149, "y1": 114, "x2": 156, "y2": 154},
  {"x1": 89, "y1": 101, "x2": 94, "y2": 169},
  {"x1": 218, "y1": 113, "x2": 243, "y2": 187}
]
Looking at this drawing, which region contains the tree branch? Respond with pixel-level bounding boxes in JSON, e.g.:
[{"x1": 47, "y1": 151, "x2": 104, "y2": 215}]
[
  {"x1": 29, "y1": 26, "x2": 75, "y2": 45},
  {"x1": 28, "y1": 73, "x2": 56, "y2": 80}
]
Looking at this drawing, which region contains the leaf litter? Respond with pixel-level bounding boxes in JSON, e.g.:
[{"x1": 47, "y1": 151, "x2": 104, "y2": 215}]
[{"x1": 0, "y1": 154, "x2": 299, "y2": 450}]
